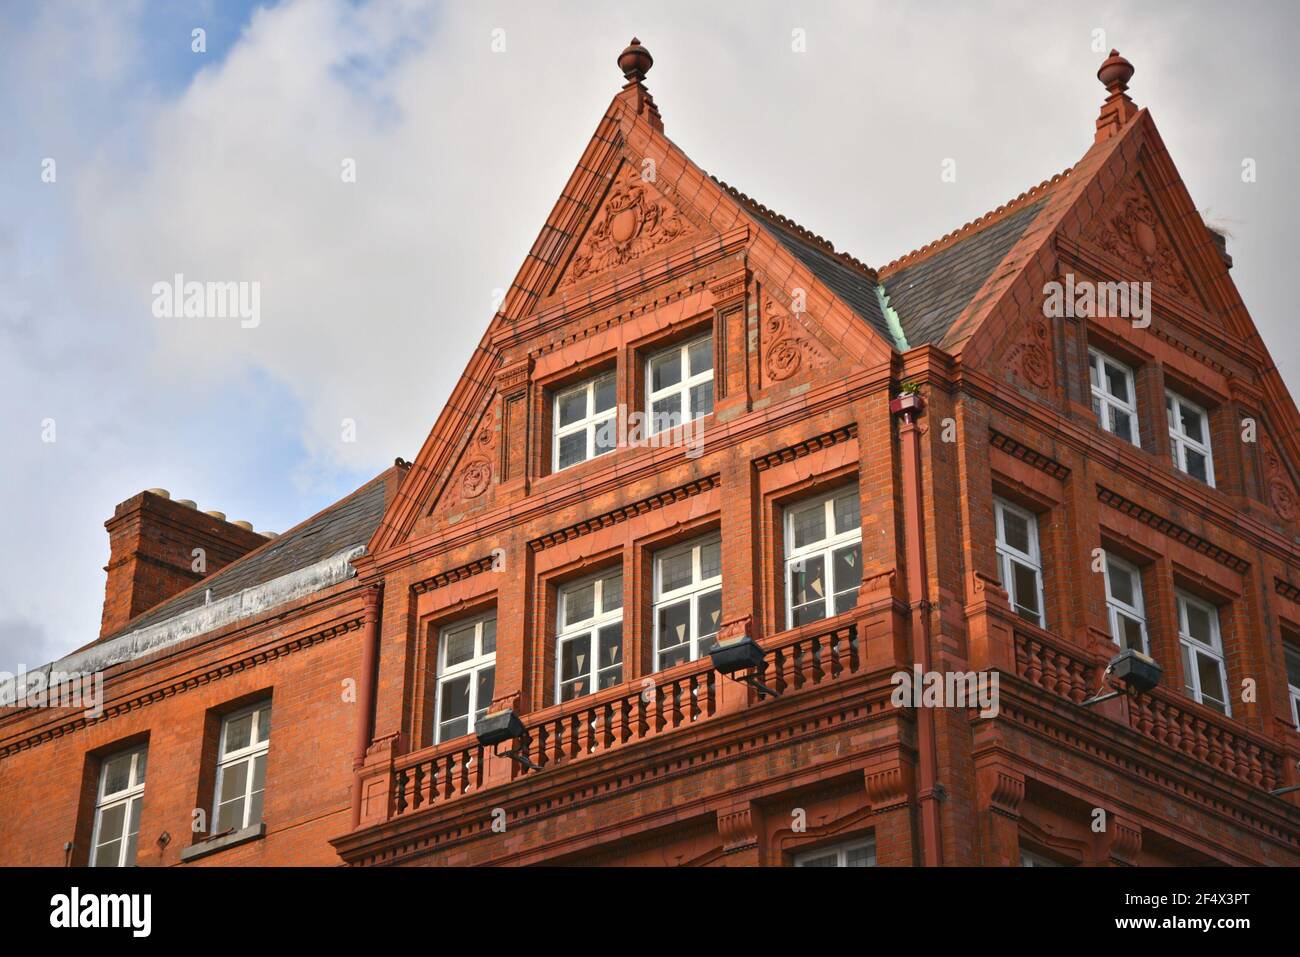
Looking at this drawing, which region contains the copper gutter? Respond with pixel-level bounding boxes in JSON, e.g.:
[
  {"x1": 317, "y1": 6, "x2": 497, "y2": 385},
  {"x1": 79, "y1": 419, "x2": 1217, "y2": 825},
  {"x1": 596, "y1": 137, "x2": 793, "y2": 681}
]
[
  {"x1": 892, "y1": 392, "x2": 945, "y2": 866},
  {"x1": 351, "y1": 585, "x2": 383, "y2": 828}
]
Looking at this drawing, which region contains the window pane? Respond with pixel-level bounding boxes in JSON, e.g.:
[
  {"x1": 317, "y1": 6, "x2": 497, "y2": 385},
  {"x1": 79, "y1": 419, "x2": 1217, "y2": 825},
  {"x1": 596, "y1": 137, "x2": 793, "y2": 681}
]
[
  {"x1": 1196, "y1": 653, "x2": 1227, "y2": 710},
  {"x1": 650, "y1": 394, "x2": 681, "y2": 433},
  {"x1": 833, "y1": 544, "x2": 860, "y2": 595},
  {"x1": 564, "y1": 582, "x2": 596, "y2": 626},
  {"x1": 1116, "y1": 612, "x2": 1145, "y2": 653},
  {"x1": 833, "y1": 588, "x2": 860, "y2": 616},
  {"x1": 1103, "y1": 361, "x2": 1129, "y2": 400},
  {"x1": 658, "y1": 601, "x2": 690, "y2": 651},
  {"x1": 651, "y1": 350, "x2": 681, "y2": 392},
  {"x1": 593, "y1": 374, "x2": 616, "y2": 413},
  {"x1": 598, "y1": 624, "x2": 623, "y2": 671},
  {"x1": 256, "y1": 707, "x2": 271, "y2": 744},
  {"x1": 688, "y1": 338, "x2": 712, "y2": 376},
  {"x1": 659, "y1": 550, "x2": 694, "y2": 593},
  {"x1": 1185, "y1": 448, "x2": 1208, "y2": 483},
  {"x1": 96, "y1": 803, "x2": 126, "y2": 847},
  {"x1": 125, "y1": 798, "x2": 141, "y2": 866},
  {"x1": 443, "y1": 625, "x2": 476, "y2": 667},
  {"x1": 800, "y1": 852, "x2": 837, "y2": 867},
  {"x1": 1285, "y1": 644, "x2": 1300, "y2": 687},
  {"x1": 1011, "y1": 561, "x2": 1041, "y2": 621},
  {"x1": 558, "y1": 388, "x2": 587, "y2": 428},
  {"x1": 844, "y1": 845, "x2": 874, "y2": 867},
  {"x1": 133, "y1": 750, "x2": 148, "y2": 786},
  {"x1": 689, "y1": 382, "x2": 713, "y2": 420},
  {"x1": 1182, "y1": 600, "x2": 1213, "y2": 645},
  {"x1": 596, "y1": 665, "x2": 623, "y2": 691},
  {"x1": 223, "y1": 713, "x2": 253, "y2": 754},
  {"x1": 699, "y1": 540, "x2": 721, "y2": 580},
  {"x1": 94, "y1": 839, "x2": 122, "y2": 868},
  {"x1": 1000, "y1": 509, "x2": 1031, "y2": 555},
  {"x1": 1179, "y1": 403, "x2": 1204, "y2": 443},
  {"x1": 1181, "y1": 643, "x2": 1196, "y2": 697},
  {"x1": 217, "y1": 795, "x2": 246, "y2": 834},
  {"x1": 791, "y1": 503, "x2": 826, "y2": 550},
  {"x1": 790, "y1": 555, "x2": 827, "y2": 609},
  {"x1": 558, "y1": 430, "x2": 587, "y2": 469},
  {"x1": 248, "y1": 786, "x2": 265, "y2": 828},
  {"x1": 559, "y1": 634, "x2": 590, "y2": 683},
  {"x1": 475, "y1": 667, "x2": 496, "y2": 722},
  {"x1": 1107, "y1": 560, "x2": 1135, "y2": 607},
  {"x1": 834, "y1": 493, "x2": 861, "y2": 534},
  {"x1": 221, "y1": 759, "x2": 249, "y2": 805},
  {"x1": 658, "y1": 643, "x2": 690, "y2": 671},
  {"x1": 601, "y1": 573, "x2": 623, "y2": 613},
  {"x1": 697, "y1": 589, "x2": 722, "y2": 651},
  {"x1": 1110, "y1": 407, "x2": 1134, "y2": 443},
  {"x1": 1165, "y1": 393, "x2": 1175, "y2": 428},
  {"x1": 481, "y1": 618, "x2": 496, "y2": 654},
  {"x1": 439, "y1": 675, "x2": 471, "y2": 723},
  {"x1": 103, "y1": 754, "x2": 132, "y2": 795},
  {"x1": 560, "y1": 677, "x2": 587, "y2": 703},
  {"x1": 593, "y1": 416, "x2": 618, "y2": 456}
]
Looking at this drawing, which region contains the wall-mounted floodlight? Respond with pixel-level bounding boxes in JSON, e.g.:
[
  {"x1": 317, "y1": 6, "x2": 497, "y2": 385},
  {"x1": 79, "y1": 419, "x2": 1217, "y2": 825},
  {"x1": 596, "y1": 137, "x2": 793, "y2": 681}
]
[
  {"x1": 710, "y1": 633, "x2": 781, "y2": 698},
  {"x1": 1270, "y1": 762, "x2": 1300, "y2": 797},
  {"x1": 1081, "y1": 648, "x2": 1164, "y2": 707},
  {"x1": 475, "y1": 709, "x2": 541, "y2": 770}
]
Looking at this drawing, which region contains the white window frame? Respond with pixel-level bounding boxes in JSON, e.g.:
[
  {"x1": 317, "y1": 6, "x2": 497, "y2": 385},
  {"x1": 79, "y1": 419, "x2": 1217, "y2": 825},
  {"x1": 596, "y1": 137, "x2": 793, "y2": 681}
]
[
  {"x1": 1103, "y1": 553, "x2": 1149, "y2": 654},
  {"x1": 552, "y1": 371, "x2": 618, "y2": 473},
  {"x1": 213, "y1": 701, "x2": 271, "y2": 834},
  {"x1": 1166, "y1": 390, "x2": 1215, "y2": 487},
  {"x1": 1088, "y1": 347, "x2": 1140, "y2": 446},
  {"x1": 555, "y1": 570, "x2": 624, "y2": 703},
  {"x1": 90, "y1": 745, "x2": 147, "y2": 867},
  {"x1": 1020, "y1": 849, "x2": 1062, "y2": 867},
  {"x1": 652, "y1": 534, "x2": 722, "y2": 671},
  {"x1": 433, "y1": 612, "x2": 497, "y2": 744},
  {"x1": 783, "y1": 485, "x2": 862, "y2": 629},
  {"x1": 1176, "y1": 592, "x2": 1230, "y2": 716},
  {"x1": 645, "y1": 334, "x2": 714, "y2": 436},
  {"x1": 794, "y1": 836, "x2": 876, "y2": 867},
  {"x1": 994, "y1": 498, "x2": 1046, "y2": 627},
  {"x1": 1283, "y1": 641, "x2": 1300, "y2": 731}
]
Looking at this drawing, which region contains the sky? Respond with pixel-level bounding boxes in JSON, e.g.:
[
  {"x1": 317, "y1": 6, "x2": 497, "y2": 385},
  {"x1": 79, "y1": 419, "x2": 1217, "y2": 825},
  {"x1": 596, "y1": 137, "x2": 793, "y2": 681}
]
[{"x1": 1, "y1": 0, "x2": 1297, "y2": 671}]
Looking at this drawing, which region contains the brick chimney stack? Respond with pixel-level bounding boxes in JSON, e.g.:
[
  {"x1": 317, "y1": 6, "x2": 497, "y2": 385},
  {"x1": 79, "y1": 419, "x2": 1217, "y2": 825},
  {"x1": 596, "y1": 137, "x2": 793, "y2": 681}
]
[{"x1": 99, "y1": 489, "x2": 269, "y2": 639}]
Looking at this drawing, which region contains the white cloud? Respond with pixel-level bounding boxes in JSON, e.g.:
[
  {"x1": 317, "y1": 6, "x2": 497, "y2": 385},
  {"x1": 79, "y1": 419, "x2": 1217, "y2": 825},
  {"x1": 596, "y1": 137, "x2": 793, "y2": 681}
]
[{"x1": 3, "y1": 0, "x2": 1298, "y2": 669}]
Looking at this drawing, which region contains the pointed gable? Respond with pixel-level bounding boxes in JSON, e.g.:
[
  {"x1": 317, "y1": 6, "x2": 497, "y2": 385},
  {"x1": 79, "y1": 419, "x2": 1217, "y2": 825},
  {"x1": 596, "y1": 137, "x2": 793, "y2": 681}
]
[
  {"x1": 371, "y1": 41, "x2": 902, "y2": 554},
  {"x1": 1079, "y1": 172, "x2": 1202, "y2": 307},
  {"x1": 554, "y1": 162, "x2": 697, "y2": 292}
]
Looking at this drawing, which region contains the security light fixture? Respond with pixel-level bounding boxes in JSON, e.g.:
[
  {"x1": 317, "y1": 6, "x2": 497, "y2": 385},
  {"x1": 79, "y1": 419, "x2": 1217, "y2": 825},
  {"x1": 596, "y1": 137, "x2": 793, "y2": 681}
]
[
  {"x1": 1270, "y1": 761, "x2": 1300, "y2": 797},
  {"x1": 475, "y1": 709, "x2": 542, "y2": 771},
  {"x1": 710, "y1": 633, "x2": 781, "y2": 698},
  {"x1": 1082, "y1": 648, "x2": 1164, "y2": 707}
]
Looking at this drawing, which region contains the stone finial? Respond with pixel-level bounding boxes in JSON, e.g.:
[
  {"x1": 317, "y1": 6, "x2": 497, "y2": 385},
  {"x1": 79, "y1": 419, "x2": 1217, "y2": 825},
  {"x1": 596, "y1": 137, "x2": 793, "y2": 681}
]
[
  {"x1": 1094, "y1": 49, "x2": 1139, "y2": 143},
  {"x1": 618, "y1": 37, "x2": 653, "y2": 82},
  {"x1": 1097, "y1": 49, "x2": 1134, "y2": 95},
  {"x1": 614, "y1": 37, "x2": 662, "y2": 132}
]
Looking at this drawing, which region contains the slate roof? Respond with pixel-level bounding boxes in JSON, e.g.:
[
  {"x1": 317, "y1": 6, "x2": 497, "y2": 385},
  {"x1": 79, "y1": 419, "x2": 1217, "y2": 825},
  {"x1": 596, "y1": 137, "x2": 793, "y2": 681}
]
[
  {"x1": 882, "y1": 198, "x2": 1049, "y2": 346},
  {"x1": 713, "y1": 178, "x2": 895, "y2": 345},
  {"x1": 714, "y1": 174, "x2": 1056, "y2": 352},
  {"x1": 101, "y1": 468, "x2": 401, "y2": 642}
]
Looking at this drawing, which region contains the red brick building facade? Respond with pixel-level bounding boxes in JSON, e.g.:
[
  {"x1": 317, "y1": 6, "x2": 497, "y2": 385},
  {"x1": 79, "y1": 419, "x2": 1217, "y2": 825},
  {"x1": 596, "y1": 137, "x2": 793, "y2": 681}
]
[{"x1": 3, "y1": 43, "x2": 1299, "y2": 868}]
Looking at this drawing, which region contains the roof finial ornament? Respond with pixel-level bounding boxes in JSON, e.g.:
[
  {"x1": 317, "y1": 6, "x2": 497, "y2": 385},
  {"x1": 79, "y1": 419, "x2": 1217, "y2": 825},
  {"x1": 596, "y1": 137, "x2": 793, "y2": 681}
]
[
  {"x1": 615, "y1": 37, "x2": 662, "y2": 131},
  {"x1": 1094, "y1": 49, "x2": 1139, "y2": 143},
  {"x1": 618, "y1": 37, "x2": 653, "y2": 83},
  {"x1": 1097, "y1": 49, "x2": 1134, "y2": 95}
]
